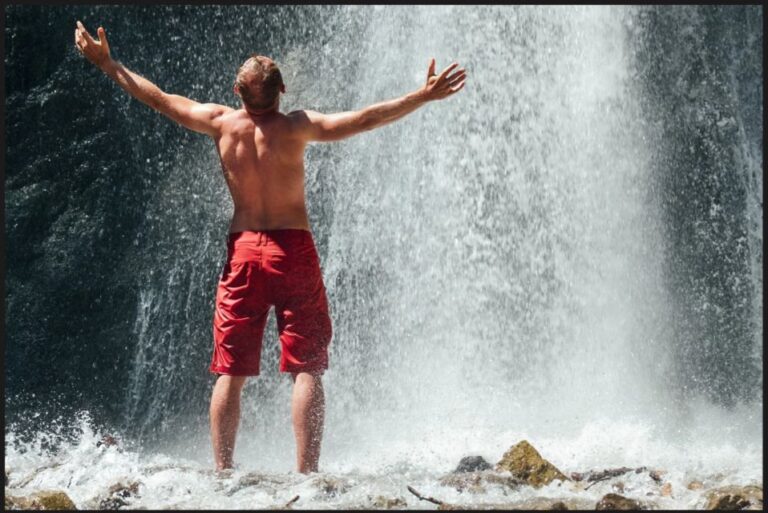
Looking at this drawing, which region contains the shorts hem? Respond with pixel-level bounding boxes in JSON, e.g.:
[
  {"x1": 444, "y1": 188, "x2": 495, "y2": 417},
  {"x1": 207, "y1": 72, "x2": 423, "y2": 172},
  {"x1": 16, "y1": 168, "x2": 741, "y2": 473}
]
[
  {"x1": 279, "y1": 362, "x2": 329, "y2": 375},
  {"x1": 209, "y1": 365, "x2": 260, "y2": 377}
]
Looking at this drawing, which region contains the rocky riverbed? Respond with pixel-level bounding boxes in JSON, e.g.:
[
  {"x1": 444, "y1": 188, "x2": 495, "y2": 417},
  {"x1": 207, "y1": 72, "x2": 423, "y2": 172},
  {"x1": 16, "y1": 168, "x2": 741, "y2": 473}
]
[{"x1": 5, "y1": 432, "x2": 762, "y2": 510}]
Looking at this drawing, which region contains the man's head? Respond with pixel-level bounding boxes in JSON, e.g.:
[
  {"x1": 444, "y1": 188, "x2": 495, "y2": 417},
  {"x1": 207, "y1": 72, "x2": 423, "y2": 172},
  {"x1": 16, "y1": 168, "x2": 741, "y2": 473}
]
[{"x1": 234, "y1": 55, "x2": 285, "y2": 111}]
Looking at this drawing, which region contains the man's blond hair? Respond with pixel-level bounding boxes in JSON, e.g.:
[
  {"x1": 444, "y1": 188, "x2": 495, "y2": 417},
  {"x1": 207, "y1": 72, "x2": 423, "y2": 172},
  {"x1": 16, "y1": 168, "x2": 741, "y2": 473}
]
[{"x1": 235, "y1": 55, "x2": 284, "y2": 110}]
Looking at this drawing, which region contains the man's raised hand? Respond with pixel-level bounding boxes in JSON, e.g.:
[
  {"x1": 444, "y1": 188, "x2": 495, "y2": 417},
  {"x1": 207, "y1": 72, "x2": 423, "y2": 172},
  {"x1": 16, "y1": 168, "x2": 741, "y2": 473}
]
[
  {"x1": 74, "y1": 21, "x2": 112, "y2": 69},
  {"x1": 420, "y1": 58, "x2": 466, "y2": 101}
]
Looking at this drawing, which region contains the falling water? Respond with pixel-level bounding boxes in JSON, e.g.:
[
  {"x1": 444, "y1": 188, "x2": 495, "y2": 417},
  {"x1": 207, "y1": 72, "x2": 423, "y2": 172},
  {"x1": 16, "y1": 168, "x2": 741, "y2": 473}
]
[{"x1": 5, "y1": 5, "x2": 762, "y2": 509}]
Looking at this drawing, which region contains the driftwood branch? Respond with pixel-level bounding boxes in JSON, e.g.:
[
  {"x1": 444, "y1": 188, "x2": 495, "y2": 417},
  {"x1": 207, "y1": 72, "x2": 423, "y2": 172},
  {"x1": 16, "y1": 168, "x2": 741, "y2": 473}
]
[
  {"x1": 284, "y1": 495, "x2": 300, "y2": 508},
  {"x1": 584, "y1": 476, "x2": 611, "y2": 490},
  {"x1": 407, "y1": 486, "x2": 444, "y2": 506}
]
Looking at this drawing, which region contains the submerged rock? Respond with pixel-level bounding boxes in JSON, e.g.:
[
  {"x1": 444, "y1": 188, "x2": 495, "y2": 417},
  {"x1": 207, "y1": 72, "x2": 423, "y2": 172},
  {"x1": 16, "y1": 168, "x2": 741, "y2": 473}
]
[
  {"x1": 437, "y1": 497, "x2": 594, "y2": 510},
  {"x1": 454, "y1": 456, "x2": 493, "y2": 473},
  {"x1": 312, "y1": 476, "x2": 351, "y2": 497},
  {"x1": 370, "y1": 496, "x2": 407, "y2": 509},
  {"x1": 439, "y1": 469, "x2": 523, "y2": 493},
  {"x1": 98, "y1": 481, "x2": 141, "y2": 510},
  {"x1": 496, "y1": 440, "x2": 569, "y2": 488},
  {"x1": 5, "y1": 490, "x2": 77, "y2": 510},
  {"x1": 687, "y1": 480, "x2": 704, "y2": 490},
  {"x1": 704, "y1": 485, "x2": 763, "y2": 510},
  {"x1": 595, "y1": 493, "x2": 646, "y2": 510}
]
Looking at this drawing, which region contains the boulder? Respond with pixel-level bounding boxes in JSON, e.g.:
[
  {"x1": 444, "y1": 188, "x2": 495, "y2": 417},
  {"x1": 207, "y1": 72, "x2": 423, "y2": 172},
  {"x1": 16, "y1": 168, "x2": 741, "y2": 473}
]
[
  {"x1": 454, "y1": 456, "x2": 492, "y2": 473},
  {"x1": 595, "y1": 493, "x2": 646, "y2": 510},
  {"x1": 496, "y1": 440, "x2": 568, "y2": 488},
  {"x1": 704, "y1": 485, "x2": 763, "y2": 510},
  {"x1": 5, "y1": 490, "x2": 77, "y2": 510}
]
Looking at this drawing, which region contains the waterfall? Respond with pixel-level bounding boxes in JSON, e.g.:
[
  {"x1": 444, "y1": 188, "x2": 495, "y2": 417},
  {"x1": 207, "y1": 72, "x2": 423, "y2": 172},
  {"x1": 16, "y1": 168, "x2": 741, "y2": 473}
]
[{"x1": 5, "y1": 4, "x2": 761, "y2": 495}]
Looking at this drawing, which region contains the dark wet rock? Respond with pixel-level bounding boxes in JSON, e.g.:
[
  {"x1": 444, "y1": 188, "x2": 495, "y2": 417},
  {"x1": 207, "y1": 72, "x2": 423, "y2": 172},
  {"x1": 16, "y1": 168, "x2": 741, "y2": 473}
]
[
  {"x1": 454, "y1": 456, "x2": 492, "y2": 473},
  {"x1": 371, "y1": 496, "x2": 407, "y2": 509},
  {"x1": 496, "y1": 440, "x2": 569, "y2": 488},
  {"x1": 704, "y1": 485, "x2": 763, "y2": 510},
  {"x1": 439, "y1": 469, "x2": 524, "y2": 493},
  {"x1": 648, "y1": 469, "x2": 666, "y2": 482},
  {"x1": 98, "y1": 481, "x2": 140, "y2": 510},
  {"x1": 595, "y1": 493, "x2": 646, "y2": 510},
  {"x1": 5, "y1": 490, "x2": 77, "y2": 510}
]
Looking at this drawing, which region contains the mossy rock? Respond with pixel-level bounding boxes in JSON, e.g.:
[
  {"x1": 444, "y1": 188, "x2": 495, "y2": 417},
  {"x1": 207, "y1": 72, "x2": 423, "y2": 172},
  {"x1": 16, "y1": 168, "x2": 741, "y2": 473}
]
[
  {"x1": 5, "y1": 490, "x2": 77, "y2": 510},
  {"x1": 704, "y1": 485, "x2": 763, "y2": 510},
  {"x1": 496, "y1": 440, "x2": 568, "y2": 488}
]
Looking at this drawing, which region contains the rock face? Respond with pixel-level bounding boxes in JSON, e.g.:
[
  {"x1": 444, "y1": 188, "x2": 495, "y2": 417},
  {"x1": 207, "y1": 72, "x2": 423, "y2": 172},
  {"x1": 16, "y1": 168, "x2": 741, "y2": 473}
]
[
  {"x1": 595, "y1": 493, "x2": 645, "y2": 510},
  {"x1": 454, "y1": 456, "x2": 493, "y2": 473},
  {"x1": 704, "y1": 485, "x2": 763, "y2": 510},
  {"x1": 5, "y1": 490, "x2": 77, "y2": 510},
  {"x1": 496, "y1": 440, "x2": 569, "y2": 488}
]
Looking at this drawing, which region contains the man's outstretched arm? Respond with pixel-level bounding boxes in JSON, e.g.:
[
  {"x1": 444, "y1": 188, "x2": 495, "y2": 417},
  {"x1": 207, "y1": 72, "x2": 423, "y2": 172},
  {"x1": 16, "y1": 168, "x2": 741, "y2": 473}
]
[
  {"x1": 74, "y1": 21, "x2": 230, "y2": 137},
  {"x1": 291, "y1": 58, "x2": 466, "y2": 142}
]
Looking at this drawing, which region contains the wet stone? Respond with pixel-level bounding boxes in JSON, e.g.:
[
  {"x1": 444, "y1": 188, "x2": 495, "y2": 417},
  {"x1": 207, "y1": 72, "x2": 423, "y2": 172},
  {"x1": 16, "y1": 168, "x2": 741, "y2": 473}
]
[
  {"x1": 439, "y1": 469, "x2": 523, "y2": 493},
  {"x1": 454, "y1": 456, "x2": 492, "y2": 473},
  {"x1": 98, "y1": 481, "x2": 141, "y2": 510},
  {"x1": 496, "y1": 440, "x2": 569, "y2": 488},
  {"x1": 370, "y1": 496, "x2": 407, "y2": 509},
  {"x1": 595, "y1": 493, "x2": 647, "y2": 510},
  {"x1": 312, "y1": 476, "x2": 351, "y2": 498},
  {"x1": 704, "y1": 485, "x2": 763, "y2": 510}
]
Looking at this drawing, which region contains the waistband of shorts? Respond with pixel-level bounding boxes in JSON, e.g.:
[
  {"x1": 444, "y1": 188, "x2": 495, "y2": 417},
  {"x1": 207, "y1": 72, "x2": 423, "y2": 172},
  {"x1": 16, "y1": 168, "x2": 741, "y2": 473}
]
[{"x1": 227, "y1": 229, "x2": 314, "y2": 247}]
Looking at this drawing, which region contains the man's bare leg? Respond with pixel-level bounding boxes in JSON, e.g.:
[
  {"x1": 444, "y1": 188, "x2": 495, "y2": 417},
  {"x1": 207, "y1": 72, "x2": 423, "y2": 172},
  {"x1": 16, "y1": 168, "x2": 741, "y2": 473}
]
[
  {"x1": 210, "y1": 375, "x2": 247, "y2": 470},
  {"x1": 291, "y1": 371, "x2": 325, "y2": 473}
]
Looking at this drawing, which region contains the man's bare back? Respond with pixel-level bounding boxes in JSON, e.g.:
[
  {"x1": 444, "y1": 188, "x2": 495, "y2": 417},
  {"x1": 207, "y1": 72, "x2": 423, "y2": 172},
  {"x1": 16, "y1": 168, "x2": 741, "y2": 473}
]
[
  {"x1": 75, "y1": 20, "x2": 466, "y2": 473},
  {"x1": 215, "y1": 109, "x2": 311, "y2": 232}
]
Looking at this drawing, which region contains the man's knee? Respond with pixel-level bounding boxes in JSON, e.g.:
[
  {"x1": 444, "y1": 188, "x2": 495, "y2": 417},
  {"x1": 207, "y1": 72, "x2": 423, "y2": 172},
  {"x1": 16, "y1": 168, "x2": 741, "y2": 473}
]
[
  {"x1": 291, "y1": 369, "x2": 324, "y2": 383},
  {"x1": 214, "y1": 374, "x2": 248, "y2": 391}
]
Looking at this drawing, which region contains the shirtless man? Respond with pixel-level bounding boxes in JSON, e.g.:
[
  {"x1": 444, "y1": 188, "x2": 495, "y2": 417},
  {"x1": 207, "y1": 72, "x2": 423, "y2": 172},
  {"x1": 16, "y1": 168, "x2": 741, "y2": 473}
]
[{"x1": 75, "y1": 21, "x2": 466, "y2": 473}]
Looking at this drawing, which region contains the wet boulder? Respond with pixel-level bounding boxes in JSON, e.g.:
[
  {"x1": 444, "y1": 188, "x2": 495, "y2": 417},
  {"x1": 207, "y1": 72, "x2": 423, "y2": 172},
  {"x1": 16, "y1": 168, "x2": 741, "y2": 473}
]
[
  {"x1": 595, "y1": 493, "x2": 646, "y2": 510},
  {"x1": 454, "y1": 456, "x2": 493, "y2": 473},
  {"x1": 496, "y1": 440, "x2": 569, "y2": 488},
  {"x1": 704, "y1": 485, "x2": 763, "y2": 510}
]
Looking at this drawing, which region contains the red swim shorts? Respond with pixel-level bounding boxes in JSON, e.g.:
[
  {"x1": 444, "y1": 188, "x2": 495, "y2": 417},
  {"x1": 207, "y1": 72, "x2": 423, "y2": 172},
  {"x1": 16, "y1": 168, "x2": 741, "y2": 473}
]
[{"x1": 210, "y1": 229, "x2": 332, "y2": 376}]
